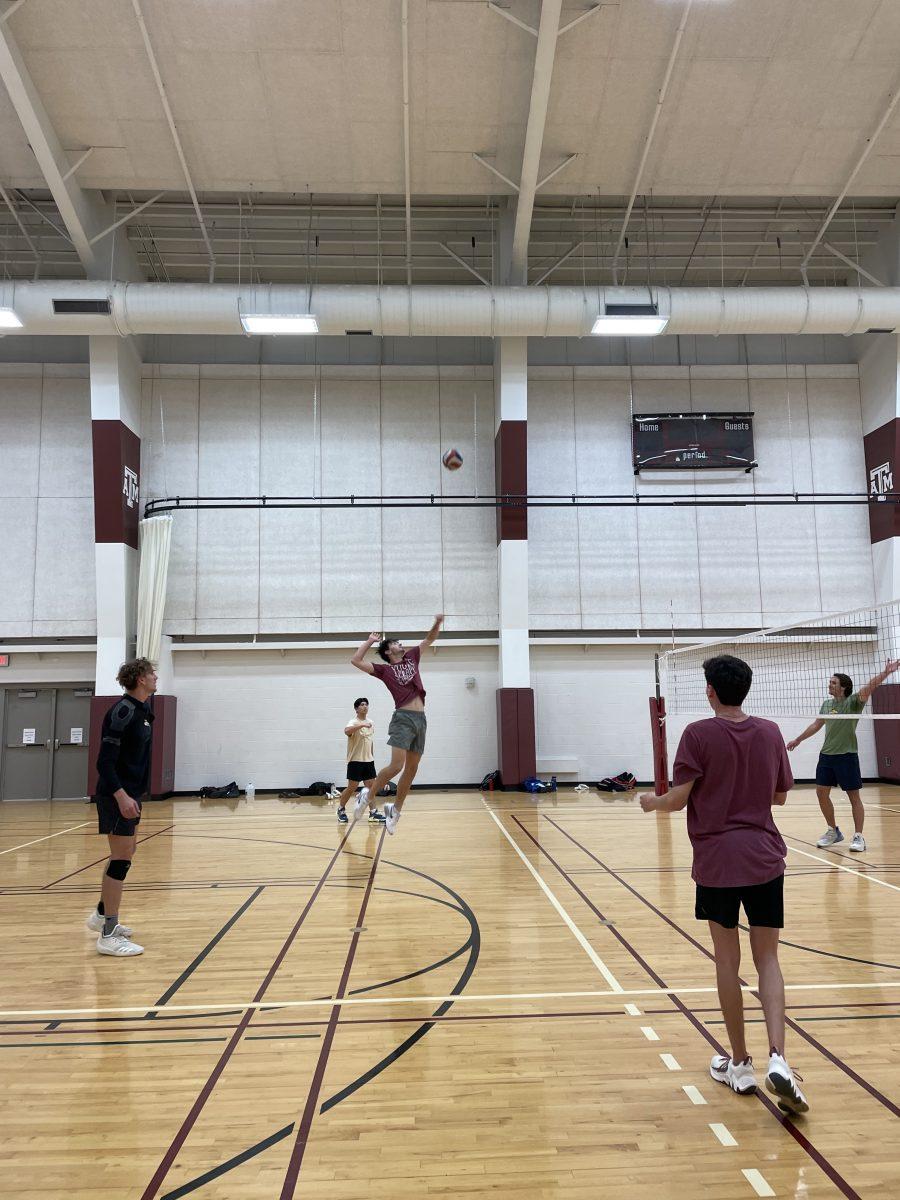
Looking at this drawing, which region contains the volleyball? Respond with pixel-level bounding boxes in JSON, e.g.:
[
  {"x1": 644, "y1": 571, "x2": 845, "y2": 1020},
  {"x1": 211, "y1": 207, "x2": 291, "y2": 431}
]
[{"x1": 442, "y1": 448, "x2": 464, "y2": 471}]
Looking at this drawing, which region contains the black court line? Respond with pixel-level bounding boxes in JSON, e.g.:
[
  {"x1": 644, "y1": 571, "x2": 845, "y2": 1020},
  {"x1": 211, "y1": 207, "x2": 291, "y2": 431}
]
[
  {"x1": 148, "y1": 886, "x2": 265, "y2": 1014},
  {"x1": 508, "y1": 814, "x2": 862, "y2": 1200},
  {"x1": 164, "y1": 849, "x2": 481, "y2": 1198},
  {"x1": 25, "y1": 824, "x2": 175, "y2": 891},
  {"x1": 1, "y1": 1036, "x2": 229, "y2": 1049},
  {"x1": 737, "y1": 922, "x2": 900, "y2": 973},
  {"x1": 543, "y1": 815, "x2": 900, "y2": 1122},
  {"x1": 278, "y1": 827, "x2": 387, "y2": 1199},
  {"x1": 139, "y1": 826, "x2": 355, "y2": 1200}
]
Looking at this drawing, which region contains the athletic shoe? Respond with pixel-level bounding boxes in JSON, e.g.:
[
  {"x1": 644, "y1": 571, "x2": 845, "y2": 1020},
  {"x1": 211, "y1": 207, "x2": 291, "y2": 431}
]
[
  {"x1": 384, "y1": 801, "x2": 401, "y2": 836},
  {"x1": 86, "y1": 909, "x2": 133, "y2": 938},
  {"x1": 709, "y1": 1053, "x2": 757, "y2": 1095},
  {"x1": 368, "y1": 809, "x2": 386, "y2": 823},
  {"x1": 336, "y1": 806, "x2": 348, "y2": 824},
  {"x1": 96, "y1": 925, "x2": 144, "y2": 957},
  {"x1": 849, "y1": 833, "x2": 867, "y2": 853},
  {"x1": 816, "y1": 827, "x2": 844, "y2": 848},
  {"x1": 351, "y1": 789, "x2": 370, "y2": 825},
  {"x1": 766, "y1": 1052, "x2": 809, "y2": 1114}
]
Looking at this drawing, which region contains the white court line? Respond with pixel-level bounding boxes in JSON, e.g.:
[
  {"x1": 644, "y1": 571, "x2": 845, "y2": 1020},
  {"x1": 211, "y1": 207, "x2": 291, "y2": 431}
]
[
  {"x1": 624, "y1": 1002, "x2": 641, "y2": 1016},
  {"x1": 786, "y1": 842, "x2": 900, "y2": 892},
  {"x1": 660, "y1": 1053, "x2": 681, "y2": 1071},
  {"x1": 742, "y1": 1168, "x2": 775, "y2": 1197},
  {"x1": 483, "y1": 803, "x2": 624, "y2": 993},
  {"x1": 641, "y1": 1026, "x2": 660, "y2": 1042},
  {"x1": 710, "y1": 1123, "x2": 737, "y2": 1147},
  {"x1": 682, "y1": 1084, "x2": 706, "y2": 1105},
  {"x1": 3, "y1": 977, "x2": 900, "y2": 1020},
  {"x1": 0, "y1": 823, "x2": 89, "y2": 856}
]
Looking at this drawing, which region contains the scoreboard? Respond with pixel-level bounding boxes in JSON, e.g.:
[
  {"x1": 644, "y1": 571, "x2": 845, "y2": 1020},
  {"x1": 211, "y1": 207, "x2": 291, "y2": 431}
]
[{"x1": 632, "y1": 412, "x2": 756, "y2": 474}]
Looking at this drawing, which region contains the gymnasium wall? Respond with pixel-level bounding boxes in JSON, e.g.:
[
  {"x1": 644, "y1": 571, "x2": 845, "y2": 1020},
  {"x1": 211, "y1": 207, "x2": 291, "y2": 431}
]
[
  {"x1": 169, "y1": 644, "x2": 498, "y2": 791},
  {"x1": 528, "y1": 364, "x2": 874, "y2": 630},
  {"x1": 0, "y1": 364, "x2": 95, "y2": 639},
  {"x1": 140, "y1": 365, "x2": 498, "y2": 635},
  {"x1": 531, "y1": 645, "x2": 878, "y2": 785}
]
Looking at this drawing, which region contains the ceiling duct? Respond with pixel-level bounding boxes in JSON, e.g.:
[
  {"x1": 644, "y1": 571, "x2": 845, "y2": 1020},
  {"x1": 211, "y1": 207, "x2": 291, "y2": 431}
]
[{"x1": 2, "y1": 282, "x2": 899, "y2": 338}]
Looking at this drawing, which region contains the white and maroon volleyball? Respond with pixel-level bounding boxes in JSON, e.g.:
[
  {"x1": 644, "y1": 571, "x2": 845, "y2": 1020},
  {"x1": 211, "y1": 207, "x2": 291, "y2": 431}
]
[{"x1": 442, "y1": 447, "x2": 464, "y2": 471}]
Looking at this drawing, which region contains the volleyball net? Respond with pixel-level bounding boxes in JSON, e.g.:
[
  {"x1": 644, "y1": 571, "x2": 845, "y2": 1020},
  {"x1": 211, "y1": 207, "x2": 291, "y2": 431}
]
[{"x1": 651, "y1": 598, "x2": 900, "y2": 793}]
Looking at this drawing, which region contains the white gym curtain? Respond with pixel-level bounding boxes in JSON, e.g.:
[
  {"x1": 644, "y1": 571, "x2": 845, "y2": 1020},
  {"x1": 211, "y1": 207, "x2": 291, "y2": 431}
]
[{"x1": 136, "y1": 515, "x2": 173, "y2": 661}]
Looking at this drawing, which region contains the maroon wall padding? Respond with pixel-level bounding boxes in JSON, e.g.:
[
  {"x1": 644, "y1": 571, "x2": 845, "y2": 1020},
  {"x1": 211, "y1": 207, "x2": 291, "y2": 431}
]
[
  {"x1": 872, "y1": 684, "x2": 900, "y2": 781},
  {"x1": 88, "y1": 695, "x2": 119, "y2": 797},
  {"x1": 149, "y1": 694, "x2": 177, "y2": 799},
  {"x1": 494, "y1": 421, "x2": 528, "y2": 542},
  {"x1": 496, "y1": 689, "x2": 520, "y2": 785},
  {"x1": 92, "y1": 420, "x2": 141, "y2": 549},
  {"x1": 88, "y1": 693, "x2": 177, "y2": 800},
  {"x1": 863, "y1": 418, "x2": 900, "y2": 544},
  {"x1": 496, "y1": 687, "x2": 536, "y2": 786},
  {"x1": 650, "y1": 696, "x2": 669, "y2": 795},
  {"x1": 515, "y1": 688, "x2": 536, "y2": 780}
]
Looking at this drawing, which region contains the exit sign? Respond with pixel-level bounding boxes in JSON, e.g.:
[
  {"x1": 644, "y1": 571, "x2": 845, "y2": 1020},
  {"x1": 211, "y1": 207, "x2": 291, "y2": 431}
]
[{"x1": 0, "y1": 655, "x2": 8, "y2": 667}]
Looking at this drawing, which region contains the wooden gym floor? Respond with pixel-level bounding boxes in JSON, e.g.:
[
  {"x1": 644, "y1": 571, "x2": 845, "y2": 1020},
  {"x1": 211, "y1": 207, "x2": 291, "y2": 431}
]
[{"x1": 1, "y1": 787, "x2": 900, "y2": 1199}]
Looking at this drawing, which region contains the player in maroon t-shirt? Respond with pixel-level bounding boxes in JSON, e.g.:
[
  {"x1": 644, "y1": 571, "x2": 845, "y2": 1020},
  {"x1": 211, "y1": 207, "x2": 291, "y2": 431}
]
[
  {"x1": 350, "y1": 614, "x2": 443, "y2": 835},
  {"x1": 640, "y1": 654, "x2": 809, "y2": 1115}
]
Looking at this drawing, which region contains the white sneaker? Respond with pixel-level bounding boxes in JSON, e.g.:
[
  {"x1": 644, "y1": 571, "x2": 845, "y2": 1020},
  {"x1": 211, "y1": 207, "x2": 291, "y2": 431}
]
[
  {"x1": 709, "y1": 1054, "x2": 757, "y2": 1095},
  {"x1": 766, "y1": 1052, "x2": 809, "y2": 1114},
  {"x1": 352, "y1": 789, "x2": 370, "y2": 825},
  {"x1": 816, "y1": 827, "x2": 844, "y2": 848},
  {"x1": 86, "y1": 910, "x2": 133, "y2": 938},
  {"x1": 849, "y1": 833, "x2": 866, "y2": 852},
  {"x1": 96, "y1": 924, "x2": 144, "y2": 957},
  {"x1": 384, "y1": 801, "x2": 401, "y2": 836}
]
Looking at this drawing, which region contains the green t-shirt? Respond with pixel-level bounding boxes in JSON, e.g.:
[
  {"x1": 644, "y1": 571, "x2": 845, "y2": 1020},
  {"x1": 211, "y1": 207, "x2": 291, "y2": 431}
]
[{"x1": 819, "y1": 692, "x2": 866, "y2": 756}]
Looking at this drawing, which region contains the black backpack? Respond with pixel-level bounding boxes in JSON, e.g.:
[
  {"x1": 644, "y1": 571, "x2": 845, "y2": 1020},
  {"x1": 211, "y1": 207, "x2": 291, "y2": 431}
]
[
  {"x1": 199, "y1": 781, "x2": 241, "y2": 799},
  {"x1": 480, "y1": 769, "x2": 501, "y2": 791}
]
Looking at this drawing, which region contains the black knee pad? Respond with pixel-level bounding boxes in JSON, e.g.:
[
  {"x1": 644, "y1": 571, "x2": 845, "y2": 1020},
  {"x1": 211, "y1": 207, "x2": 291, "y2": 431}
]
[{"x1": 106, "y1": 859, "x2": 131, "y2": 881}]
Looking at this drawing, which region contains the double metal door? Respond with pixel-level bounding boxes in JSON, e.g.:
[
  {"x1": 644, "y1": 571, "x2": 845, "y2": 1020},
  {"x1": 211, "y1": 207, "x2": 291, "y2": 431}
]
[{"x1": 0, "y1": 686, "x2": 93, "y2": 800}]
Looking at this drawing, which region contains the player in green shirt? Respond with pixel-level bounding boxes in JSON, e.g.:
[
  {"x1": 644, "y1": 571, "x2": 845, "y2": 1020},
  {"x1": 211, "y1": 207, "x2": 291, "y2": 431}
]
[{"x1": 787, "y1": 660, "x2": 900, "y2": 852}]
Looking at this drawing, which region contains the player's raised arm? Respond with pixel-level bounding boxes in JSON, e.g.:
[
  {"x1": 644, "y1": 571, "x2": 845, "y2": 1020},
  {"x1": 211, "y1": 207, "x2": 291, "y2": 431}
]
[
  {"x1": 857, "y1": 659, "x2": 900, "y2": 704},
  {"x1": 419, "y1": 613, "x2": 444, "y2": 651},
  {"x1": 351, "y1": 633, "x2": 380, "y2": 675}
]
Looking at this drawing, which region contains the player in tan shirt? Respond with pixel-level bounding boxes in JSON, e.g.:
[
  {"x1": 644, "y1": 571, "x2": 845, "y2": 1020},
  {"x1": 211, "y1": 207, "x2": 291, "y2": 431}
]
[{"x1": 336, "y1": 698, "x2": 385, "y2": 826}]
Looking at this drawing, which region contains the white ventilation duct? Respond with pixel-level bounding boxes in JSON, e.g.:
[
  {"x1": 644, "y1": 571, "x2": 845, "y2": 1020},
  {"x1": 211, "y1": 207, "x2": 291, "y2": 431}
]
[{"x1": 1, "y1": 282, "x2": 898, "y2": 337}]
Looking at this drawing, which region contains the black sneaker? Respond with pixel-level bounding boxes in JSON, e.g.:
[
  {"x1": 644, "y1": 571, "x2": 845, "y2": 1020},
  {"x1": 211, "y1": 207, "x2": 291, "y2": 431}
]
[
  {"x1": 368, "y1": 809, "x2": 386, "y2": 823},
  {"x1": 336, "y1": 807, "x2": 348, "y2": 824}
]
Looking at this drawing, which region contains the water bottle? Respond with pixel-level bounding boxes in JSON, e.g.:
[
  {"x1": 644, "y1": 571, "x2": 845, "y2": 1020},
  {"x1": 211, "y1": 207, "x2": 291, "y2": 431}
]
[{"x1": 246, "y1": 783, "x2": 255, "y2": 802}]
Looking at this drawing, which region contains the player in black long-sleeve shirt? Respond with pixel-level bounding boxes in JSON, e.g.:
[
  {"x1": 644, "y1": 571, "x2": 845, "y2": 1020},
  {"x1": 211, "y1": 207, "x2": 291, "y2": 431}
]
[{"x1": 88, "y1": 657, "x2": 157, "y2": 957}]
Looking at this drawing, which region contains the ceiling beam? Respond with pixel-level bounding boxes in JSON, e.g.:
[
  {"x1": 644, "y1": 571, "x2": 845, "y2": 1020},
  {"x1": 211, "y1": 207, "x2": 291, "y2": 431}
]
[
  {"x1": 800, "y1": 75, "x2": 900, "y2": 281},
  {"x1": 610, "y1": 0, "x2": 694, "y2": 283},
  {"x1": 130, "y1": 0, "x2": 215, "y2": 280},
  {"x1": 510, "y1": 0, "x2": 564, "y2": 283},
  {"x1": 0, "y1": 19, "x2": 143, "y2": 279}
]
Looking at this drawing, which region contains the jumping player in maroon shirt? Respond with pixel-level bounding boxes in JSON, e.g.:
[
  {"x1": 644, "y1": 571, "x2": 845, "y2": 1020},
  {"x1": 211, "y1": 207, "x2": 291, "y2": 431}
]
[
  {"x1": 350, "y1": 614, "x2": 443, "y2": 835},
  {"x1": 640, "y1": 654, "x2": 809, "y2": 1115}
]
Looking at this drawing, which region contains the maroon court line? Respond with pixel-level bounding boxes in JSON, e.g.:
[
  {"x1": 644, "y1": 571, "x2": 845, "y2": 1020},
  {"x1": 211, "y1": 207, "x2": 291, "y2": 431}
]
[
  {"x1": 139, "y1": 827, "x2": 356, "y2": 1200},
  {"x1": 31, "y1": 824, "x2": 175, "y2": 891},
  {"x1": 278, "y1": 827, "x2": 387, "y2": 1200},
  {"x1": 543, "y1": 814, "x2": 900, "y2": 1121},
  {"x1": 508, "y1": 814, "x2": 862, "y2": 1200}
]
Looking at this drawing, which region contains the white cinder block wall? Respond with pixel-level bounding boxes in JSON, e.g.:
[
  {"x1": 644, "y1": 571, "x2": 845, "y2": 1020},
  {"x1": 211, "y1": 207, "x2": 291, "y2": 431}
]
[{"x1": 0, "y1": 361, "x2": 878, "y2": 786}]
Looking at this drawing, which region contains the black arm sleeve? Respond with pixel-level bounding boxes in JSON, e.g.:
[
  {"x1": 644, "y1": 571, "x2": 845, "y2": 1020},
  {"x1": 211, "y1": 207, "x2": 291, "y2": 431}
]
[{"x1": 95, "y1": 700, "x2": 134, "y2": 795}]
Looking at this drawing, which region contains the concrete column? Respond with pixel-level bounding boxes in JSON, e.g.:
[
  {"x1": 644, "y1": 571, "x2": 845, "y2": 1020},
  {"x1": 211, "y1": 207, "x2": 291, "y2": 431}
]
[
  {"x1": 494, "y1": 336, "x2": 535, "y2": 785},
  {"x1": 90, "y1": 336, "x2": 142, "y2": 688}
]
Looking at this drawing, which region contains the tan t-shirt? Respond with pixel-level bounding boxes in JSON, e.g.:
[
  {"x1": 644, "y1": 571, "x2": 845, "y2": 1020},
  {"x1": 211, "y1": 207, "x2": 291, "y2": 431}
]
[{"x1": 346, "y1": 719, "x2": 375, "y2": 763}]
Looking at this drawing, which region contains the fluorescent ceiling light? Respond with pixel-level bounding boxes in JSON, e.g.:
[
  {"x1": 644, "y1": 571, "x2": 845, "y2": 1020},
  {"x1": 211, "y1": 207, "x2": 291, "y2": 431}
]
[
  {"x1": 591, "y1": 303, "x2": 668, "y2": 337},
  {"x1": 240, "y1": 313, "x2": 318, "y2": 335},
  {"x1": 0, "y1": 307, "x2": 23, "y2": 329}
]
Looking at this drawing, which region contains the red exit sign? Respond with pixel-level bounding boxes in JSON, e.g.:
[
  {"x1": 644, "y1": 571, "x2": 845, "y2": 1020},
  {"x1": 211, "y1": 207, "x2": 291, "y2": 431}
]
[{"x1": 0, "y1": 655, "x2": 8, "y2": 667}]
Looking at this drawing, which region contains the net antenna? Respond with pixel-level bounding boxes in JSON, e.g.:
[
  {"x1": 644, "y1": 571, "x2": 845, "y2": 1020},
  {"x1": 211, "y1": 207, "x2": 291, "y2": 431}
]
[{"x1": 652, "y1": 598, "x2": 900, "y2": 792}]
